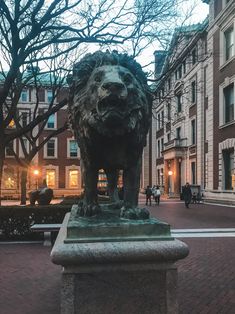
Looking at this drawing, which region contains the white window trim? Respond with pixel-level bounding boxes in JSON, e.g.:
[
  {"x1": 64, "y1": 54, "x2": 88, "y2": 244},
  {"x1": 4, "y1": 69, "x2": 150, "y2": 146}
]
[
  {"x1": 65, "y1": 165, "x2": 81, "y2": 189},
  {"x1": 43, "y1": 137, "x2": 58, "y2": 158},
  {"x1": 220, "y1": 19, "x2": 235, "y2": 67},
  {"x1": 67, "y1": 138, "x2": 80, "y2": 159},
  {"x1": 45, "y1": 112, "x2": 57, "y2": 130},
  {"x1": 219, "y1": 75, "x2": 235, "y2": 127},
  {"x1": 19, "y1": 109, "x2": 30, "y2": 128}
]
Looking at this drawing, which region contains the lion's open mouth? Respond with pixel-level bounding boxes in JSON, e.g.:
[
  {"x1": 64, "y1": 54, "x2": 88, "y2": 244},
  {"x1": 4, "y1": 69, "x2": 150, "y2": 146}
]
[{"x1": 97, "y1": 95, "x2": 127, "y2": 120}]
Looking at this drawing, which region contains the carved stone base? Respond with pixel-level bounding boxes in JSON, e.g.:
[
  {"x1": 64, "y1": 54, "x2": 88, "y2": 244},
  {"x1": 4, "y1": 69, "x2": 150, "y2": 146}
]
[{"x1": 51, "y1": 213, "x2": 189, "y2": 314}]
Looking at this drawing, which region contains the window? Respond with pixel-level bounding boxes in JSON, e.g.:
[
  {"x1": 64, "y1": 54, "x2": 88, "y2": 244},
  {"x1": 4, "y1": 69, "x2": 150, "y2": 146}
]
[
  {"x1": 46, "y1": 169, "x2": 56, "y2": 188},
  {"x1": 45, "y1": 139, "x2": 57, "y2": 158},
  {"x1": 157, "y1": 113, "x2": 161, "y2": 130},
  {"x1": 161, "y1": 138, "x2": 164, "y2": 155},
  {"x1": 21, "y1": 112, "x2": 28, "y2": 128},
  {"x1": 191, "y1": 162, "x2": 196, "y2": 184},
  {"x1": 191, "y1": 80, "x2": 196, "y2": 103},
  {"x1": 47, "y1": 90, "x2": 53, "y2": 103},
  {"x1": 20, "y1": 89, "x2": 28, "y2": 102},
  {"x1": 157, "y1": 140, "x2": 161, "y2": 158},
  {"x1": 178, "y1": 65, "x2": 182, "y2": 79},
  {"x1": 167, "y1": 103, "x2": 171, "y2": 120},
  {"x1": 4, "y1": 167, "x2": 16, "y2": 189},
  {"x1": 157, "y1": 169, "x2": 160, "y2": 185},
  {"x1": 176, "y1": 127, "x2": 181, "y2": 139},
  {"x1": 69, "y1": 170, "x2": 79, "y2": 188},
  {"x1": 223, "y1": 149, "x2": 234, "y2": 190},
  {"x1": 47, "y1": 114, "x2": 55, "y2": 129},
  {"x1": 5, "y1": 141, "x2": 14, "y2": 156},
  {"x1": 69, "y1": 140, "x2": 78, "y2": 158},
  {"x1": 38, "y1": 88, "x2": 45, "y2": 102},
  {"x1": 191, "y1": 119, "x2": 196, "y2": 145},
  {"x1": 224, "y1": 27, "x2": 234, "y2": 61},
  {"x1": 176, "y1": 94, "x2": 182, "y2": 112},
  {"x1": 167, "y1": 132, "x2": 171, "y2": 142},
  {"x1": 161, "y1": 111, "x2": 164, "y2": 127},
  {"x1": 192, "y1": 48, "x2": 197, "y2": 65},
  {"x1": 175, "y1": 70, "x2": 178, "y2": 81},
  {"x1": 224, "y1": 83, "x2": 234, "y2": 123}
]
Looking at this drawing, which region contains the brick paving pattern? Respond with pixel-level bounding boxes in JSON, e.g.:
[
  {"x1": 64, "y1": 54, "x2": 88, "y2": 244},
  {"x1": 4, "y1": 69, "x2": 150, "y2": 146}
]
[{"x1": 0, "y1": 199, "x2": 234, "y2": 313}]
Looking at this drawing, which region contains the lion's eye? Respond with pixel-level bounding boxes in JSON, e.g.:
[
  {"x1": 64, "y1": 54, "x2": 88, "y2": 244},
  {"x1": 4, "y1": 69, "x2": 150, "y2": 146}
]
[
  {"x1": 123, "y1": 73, "x2": 133, "y2": 84},
  {"x1": 94, "y1": 73, "x2": 103, "y2": 82}
]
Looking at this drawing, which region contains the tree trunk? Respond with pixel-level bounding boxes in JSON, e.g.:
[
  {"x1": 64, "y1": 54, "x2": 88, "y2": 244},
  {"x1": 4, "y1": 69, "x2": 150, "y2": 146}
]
[
  {"x1": 20, "y1": 168, "x2": 28, "y2": 205},
  {"x1": 0, "y1": 143, "x2": 6, "y2": 206}
]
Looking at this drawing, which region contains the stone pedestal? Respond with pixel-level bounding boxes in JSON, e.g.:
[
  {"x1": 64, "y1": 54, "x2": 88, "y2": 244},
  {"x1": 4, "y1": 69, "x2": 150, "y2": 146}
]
[{"x1": 51, "y1": 212, "x2": 189, "y2": 314}]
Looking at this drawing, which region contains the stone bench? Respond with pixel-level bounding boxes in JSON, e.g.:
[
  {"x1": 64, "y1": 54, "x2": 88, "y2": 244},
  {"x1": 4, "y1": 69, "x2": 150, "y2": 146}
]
[{"x1": 30, "y1": 224, "x2": 61, "y2": 246}]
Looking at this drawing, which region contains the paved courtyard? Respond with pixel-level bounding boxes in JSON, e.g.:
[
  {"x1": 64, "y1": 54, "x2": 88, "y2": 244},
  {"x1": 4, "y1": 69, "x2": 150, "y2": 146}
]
[{"x1": 0, "y1": 199, "x2": 234, "y2": 314}]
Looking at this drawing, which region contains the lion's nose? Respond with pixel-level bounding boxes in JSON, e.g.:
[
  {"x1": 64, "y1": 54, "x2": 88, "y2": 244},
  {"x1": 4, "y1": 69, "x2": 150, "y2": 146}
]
[{"x1": 102, "y1": 81, "x2": 127, "y2": 96}]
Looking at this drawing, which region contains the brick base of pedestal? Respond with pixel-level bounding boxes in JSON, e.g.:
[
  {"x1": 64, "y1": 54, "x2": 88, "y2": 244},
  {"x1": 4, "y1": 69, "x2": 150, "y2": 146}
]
[{"x1": 51, "y1": 214, "x2": 189, "y2": 314}]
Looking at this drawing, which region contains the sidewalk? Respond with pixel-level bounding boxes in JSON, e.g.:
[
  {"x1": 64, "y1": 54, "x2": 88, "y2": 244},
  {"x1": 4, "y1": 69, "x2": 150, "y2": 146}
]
[{"x1": 0, "y1": 201, "x2": 234, "y2": 314}]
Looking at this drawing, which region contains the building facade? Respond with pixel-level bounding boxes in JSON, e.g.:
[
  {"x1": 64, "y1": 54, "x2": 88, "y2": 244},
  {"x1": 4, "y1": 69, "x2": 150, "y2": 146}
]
[
  {"x1": 152, "y1": 0, "x2": 235, "y2": 203},
  {"x1": 204, "y1": 0, "x2": 235, "y2": 202},
  {"x1": 3, "y1": 82, "x2": 82, "y2": 199},
  {"x1": 152, "y1": 19, "x2": 208, "y2": 197}
]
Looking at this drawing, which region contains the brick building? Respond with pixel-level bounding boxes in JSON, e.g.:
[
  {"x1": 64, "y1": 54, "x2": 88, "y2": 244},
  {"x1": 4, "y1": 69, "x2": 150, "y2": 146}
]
[
  {"x1": 152, "y1": 0, "x2": 235, "y2": 202},
  {"x1": 2, "y1": 76, "x2": 82, "y2": 199}
]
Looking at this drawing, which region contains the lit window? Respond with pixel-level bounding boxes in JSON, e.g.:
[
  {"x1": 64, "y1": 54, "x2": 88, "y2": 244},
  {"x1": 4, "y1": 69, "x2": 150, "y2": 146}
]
[
  {"x1": 20, "y1": 90, "x2": 28, "y2": 102},
  {"x1": 46, "y1": 139, "x2": 55, "y2": 157},
  {"x1": 46, "y1": 170, "x2": 56, "y2": 188},
  {"x1": 69, "y1": 170, "x2": 78, "y2": 188},
  {"x1": 47, "y1": 114, "x2": 55, "y2": 129},
  {"x1": 4, "y1": 167, "x2": 16, "y2": 189},
  {"x1": 69, "y1": 140, "x2": 78, "y2": 158},
  {"x1": 224, "y1": 27, "x2": 234, "y2": 61},
  {"x1": 224, "y1": 83, "x2": 234, "y2": 123}
]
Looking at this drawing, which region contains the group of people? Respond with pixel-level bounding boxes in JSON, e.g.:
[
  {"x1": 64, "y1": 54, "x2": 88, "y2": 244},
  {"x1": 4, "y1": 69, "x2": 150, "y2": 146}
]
[
  {"x1": 145, "y1": 182, "x2": 199, "y2": 208},
  {"x1": 145, "y1": 185, "x2": 161, "y2": 206}
]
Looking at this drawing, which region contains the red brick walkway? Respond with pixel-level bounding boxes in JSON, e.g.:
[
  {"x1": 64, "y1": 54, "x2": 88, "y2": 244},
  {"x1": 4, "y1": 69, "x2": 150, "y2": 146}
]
[{"x1": 0, "y1": 200, "x2": 235, "y2": 313}]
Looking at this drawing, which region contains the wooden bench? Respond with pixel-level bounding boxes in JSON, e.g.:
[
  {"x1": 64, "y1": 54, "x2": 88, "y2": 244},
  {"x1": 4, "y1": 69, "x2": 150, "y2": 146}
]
[{"x1": 30, "y1": 224, "x2": 61, "y2": 246}]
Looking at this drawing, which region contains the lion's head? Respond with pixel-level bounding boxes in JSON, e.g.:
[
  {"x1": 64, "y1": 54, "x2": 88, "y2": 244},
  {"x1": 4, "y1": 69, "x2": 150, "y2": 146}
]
[{"x1": 68, "y1": 51, "x2": 152, "y2": 140}]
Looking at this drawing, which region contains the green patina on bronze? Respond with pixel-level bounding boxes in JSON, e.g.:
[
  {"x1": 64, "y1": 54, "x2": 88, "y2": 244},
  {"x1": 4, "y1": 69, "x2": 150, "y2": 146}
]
[{"x1": 65, "y1": 205, "x2": 173, "y2": 243}]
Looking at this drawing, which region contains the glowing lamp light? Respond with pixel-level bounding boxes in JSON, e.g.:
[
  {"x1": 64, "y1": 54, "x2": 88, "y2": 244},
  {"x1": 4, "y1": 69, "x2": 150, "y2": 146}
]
[
  {"x1": 168, "y1": 170, "x2": 173, "y2": 176},
  {"x1": 33, "y1": 169, "x2": 39, "y2": 176}
]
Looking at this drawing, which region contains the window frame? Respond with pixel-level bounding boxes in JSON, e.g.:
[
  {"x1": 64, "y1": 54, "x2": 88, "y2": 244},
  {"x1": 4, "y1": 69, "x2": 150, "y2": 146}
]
[{"x1": 43, "y1": 137, "x2": 58, "y2": 158}]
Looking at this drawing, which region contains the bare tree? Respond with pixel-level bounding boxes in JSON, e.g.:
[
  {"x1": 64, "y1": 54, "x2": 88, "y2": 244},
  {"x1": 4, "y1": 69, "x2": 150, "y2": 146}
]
[{"x1": 0, "y1": 0, "x2": 192, "y2": 202}]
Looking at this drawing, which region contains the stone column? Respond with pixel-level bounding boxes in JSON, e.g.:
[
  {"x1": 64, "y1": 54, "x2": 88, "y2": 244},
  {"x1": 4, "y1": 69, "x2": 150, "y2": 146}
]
[
  {"x1": 164, "y1": 160, "x2": 169, "y2": 195},
  {"x1": 51, "y1": 213, "x2": 189, "y2": 314},
  {"x1": 174, "y1": 158, "x2": 180, "y2": 196}
]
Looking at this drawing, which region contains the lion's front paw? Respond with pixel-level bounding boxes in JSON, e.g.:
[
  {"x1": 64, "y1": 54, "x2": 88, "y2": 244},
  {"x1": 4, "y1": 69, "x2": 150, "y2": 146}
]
[
  {"x1": 77, "y1": 202, "x2": 101, "y2": 217},
  {"x1": 120, "y1": 206, "x2": 150, "y2": 220}
]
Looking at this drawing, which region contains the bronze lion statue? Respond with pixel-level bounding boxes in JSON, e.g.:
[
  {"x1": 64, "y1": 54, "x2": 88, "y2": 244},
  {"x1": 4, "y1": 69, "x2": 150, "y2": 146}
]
[{"x1": 68, "y1": 50, "x2": 152, "y2": 217}]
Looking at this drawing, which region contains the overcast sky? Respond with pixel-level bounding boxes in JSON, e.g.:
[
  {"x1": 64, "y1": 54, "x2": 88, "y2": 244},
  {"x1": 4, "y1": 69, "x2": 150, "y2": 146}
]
[{"x1": 136, "y1": 0, "x2": 209, "y2": 75}]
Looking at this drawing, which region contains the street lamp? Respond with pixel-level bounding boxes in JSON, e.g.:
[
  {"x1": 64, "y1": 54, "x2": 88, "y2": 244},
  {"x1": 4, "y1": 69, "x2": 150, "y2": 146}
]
[{"x1": 33, "y1": 169, "x2": 39, "y2": 189}]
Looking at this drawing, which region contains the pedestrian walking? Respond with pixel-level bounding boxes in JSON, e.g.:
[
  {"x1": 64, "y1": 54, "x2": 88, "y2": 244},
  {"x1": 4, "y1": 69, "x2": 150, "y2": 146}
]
[
  {"x1": 153, "y1": 185, "x2": 161, "y2": 205},
  {"x1": 145, "y1": 185, "x2": 152, "y2": 206},
  {"x1": 183, "y1": 182, "x2": 192, "y2": 208}
]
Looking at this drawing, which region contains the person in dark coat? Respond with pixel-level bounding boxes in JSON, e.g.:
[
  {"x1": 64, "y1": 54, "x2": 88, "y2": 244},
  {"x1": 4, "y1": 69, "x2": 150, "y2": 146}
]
[
  {"x1": 183, "y1": 182, "x2": 192, "y2": 208},
  {"x1": 145, "y1": 185, "x2": 152, "y2": 206}
]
